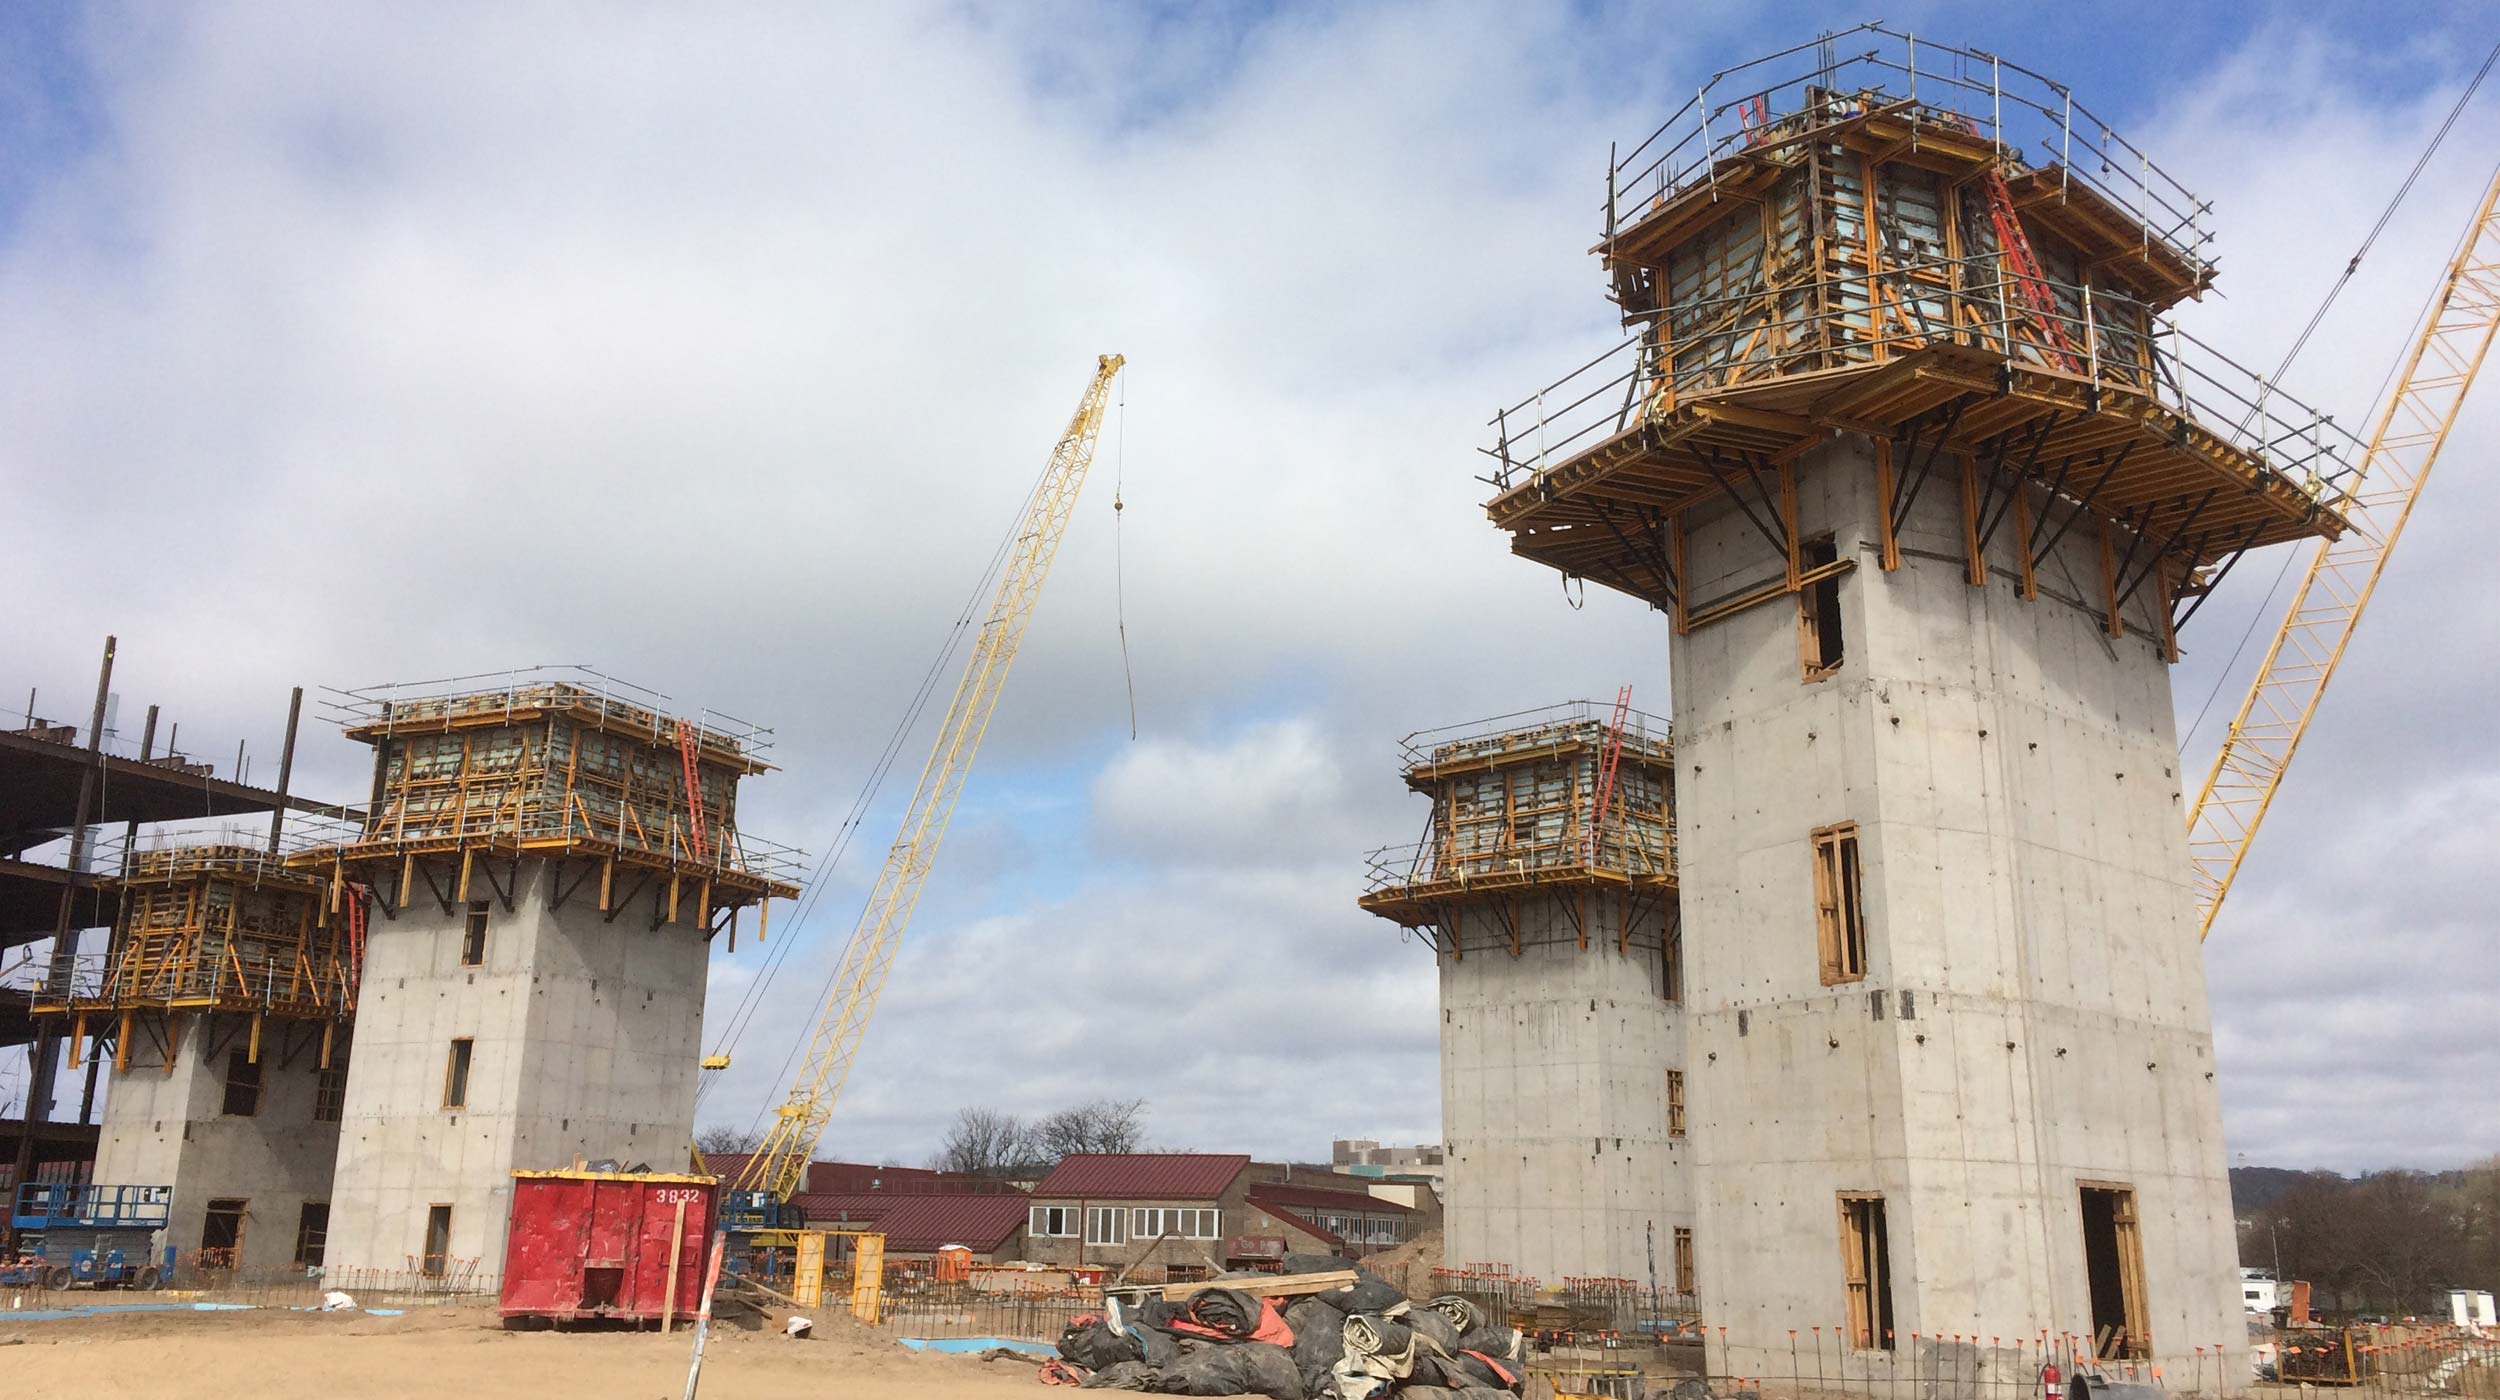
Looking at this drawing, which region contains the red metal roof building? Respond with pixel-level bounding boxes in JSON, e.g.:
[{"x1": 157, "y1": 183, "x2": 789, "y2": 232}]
[
  {"x1": 1029, "y1": 1153, "x2": 1251, "y2": 1199},
  {"x1": 696, "y1": 1155, "x2": 1017, "y2": 1197},
  {"x1": 795, "y1": 1192, "x2": 1032, "y2": 1260}
]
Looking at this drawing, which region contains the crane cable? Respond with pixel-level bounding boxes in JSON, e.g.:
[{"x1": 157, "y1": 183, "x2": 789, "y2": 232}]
[
  {"x1": 1115, "y1": 371, "x2": 1138, "y2": 740},
  {"x1": 2178, "y1": 42, "x2": 2497, "y2": 755},
  {"x1": 694, "y1": 442, "x2": 1062, "y2": 1109}
]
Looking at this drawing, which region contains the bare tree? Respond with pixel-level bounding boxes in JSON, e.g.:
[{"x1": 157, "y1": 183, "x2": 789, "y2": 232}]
[
  {"x1": 695, "y1": 1124, "x2": 763, "y2": 1156},
  {"x1": 1035, "y1": 1098, "x2": 1149, "y2": 1158},
  {"x1": 938, "y1": 1106, "x2": 1040, "y2": 1178}
]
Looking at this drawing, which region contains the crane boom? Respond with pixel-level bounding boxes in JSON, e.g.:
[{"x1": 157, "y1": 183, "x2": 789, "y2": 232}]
[
  {"x1": 2186, "y1": 168, "x2": 2500, "y2": 940},
  {"x1": 734, "y1": 354, "x2": 1126, "y2": 1202}
]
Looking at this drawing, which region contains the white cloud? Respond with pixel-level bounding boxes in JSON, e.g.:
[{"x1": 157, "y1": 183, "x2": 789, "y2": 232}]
[{"x1": 2, "y1": 5, "x2": 2489, "y2": 1175}]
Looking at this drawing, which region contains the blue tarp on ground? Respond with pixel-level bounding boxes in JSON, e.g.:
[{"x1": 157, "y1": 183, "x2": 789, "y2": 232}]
[{"x1": 898, "y1": 1336, "x2": 1057, "y2": 1355}]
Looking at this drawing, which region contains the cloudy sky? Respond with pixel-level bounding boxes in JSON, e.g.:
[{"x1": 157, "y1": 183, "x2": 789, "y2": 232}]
[{"x1": 2, "y1": 1, "x2": 2493, "y2": 1176}]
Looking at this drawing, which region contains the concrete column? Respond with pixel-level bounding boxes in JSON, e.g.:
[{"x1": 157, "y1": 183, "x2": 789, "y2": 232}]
[
  {"x1": 1676, "y1": 437, "x2": 2245, "y2": 1388},
  {"x1": 94, "y1": 1011, "x2": 342, "y2": 1277},
  {"x1": 322, "y1": 862, "x2": 709, "y2": 1280},
  {"x1": 1441, "y1": 891, "x2": 1689, "y2": 1282}
]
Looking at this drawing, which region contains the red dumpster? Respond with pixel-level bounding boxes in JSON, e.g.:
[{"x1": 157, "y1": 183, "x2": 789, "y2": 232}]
[{"x1": 500, "y1": 1169, "x2": 716, "y2": 1326}]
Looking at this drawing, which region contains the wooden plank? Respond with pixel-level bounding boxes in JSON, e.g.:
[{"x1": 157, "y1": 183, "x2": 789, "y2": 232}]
[{"x1": 1150, "y1": 1269, "x2": 1360, "y2": 1304}]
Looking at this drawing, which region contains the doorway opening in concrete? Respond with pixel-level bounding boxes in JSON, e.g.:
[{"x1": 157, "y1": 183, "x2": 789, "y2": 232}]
[
  {"x1": 2080, "y1": 1184, "x2": 2149, "y2": 1359},
  {"x1": 203, "y1": 1197, "x2": 247, "y2": 1267},
  {"x1": 1673, "y1": 1226, "x2": 1695, "y2": 1294},
  {"x1": 423, "y1": 1204, "x2": 454, "y2": 1276},
  {"x1": 1839, "y1": 1193, "x2": 1894, "y2": 1349},
  {"x1": 1799, "y1": 535, "x2": 1844, "y2": 679}
]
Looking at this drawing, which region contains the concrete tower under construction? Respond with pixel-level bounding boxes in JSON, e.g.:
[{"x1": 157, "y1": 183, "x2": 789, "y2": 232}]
[
  {"x1": 292, "y1": 673, "x2": 798, "y2": 1280},
  {"x1": 1361, "y1": 703, "x2": 1683, "y2": 1286},
  {"x1": 37, "y1": 845, "x2": 356, "y2": 1275},
  {"x1": 1426, "y1": 28, "x2": 2363, "y2": 1388}
]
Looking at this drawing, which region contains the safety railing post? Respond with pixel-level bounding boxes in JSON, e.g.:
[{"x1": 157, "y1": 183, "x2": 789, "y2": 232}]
[
  {"x1": 1535, "y1": 390, "x2": 1551, "y2": 485},
  {"x1": 2083, "y1": 282, "x2": 2099, "y2": 386},
  {"x1": 2061, "y1": 92, "x2": 2073, "y2": 203},
  {"x1": 1700, "y1": 87, "x2": 1716, "y2": 200}
]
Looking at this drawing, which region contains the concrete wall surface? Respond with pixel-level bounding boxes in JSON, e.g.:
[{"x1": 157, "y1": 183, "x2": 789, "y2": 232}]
[
  {"x1": 1441, "y1": 891, "x2": 1688, "y2": 1282},
  {"x1": 1674, "y1": 437, "x2": 2245, "y2": 1386},
  {"x1": 94, "y1": 1010, "x2": 342, "y2": 1276},
  {"x1": 322, "y1": 863, "x2": 709, "y2": 1279}
]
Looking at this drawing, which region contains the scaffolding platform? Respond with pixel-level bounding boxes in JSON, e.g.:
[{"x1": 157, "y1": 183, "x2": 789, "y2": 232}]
[
  {"x1": 1486, "y1": 23, "x2": 2357, "y2": 640},
  {"x1": 291, "y1": 668, "x2": 802, "y2": 925},
  {"x1": 1361, "y1": 703, "x2": 1675, "y2": 940}
]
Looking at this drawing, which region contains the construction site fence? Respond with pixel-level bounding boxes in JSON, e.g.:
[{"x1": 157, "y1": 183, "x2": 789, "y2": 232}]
[
  {"x1": 2260, "y1": 1325, "x2": 2500, "y2": 1397},
  {"x1": 875, "y1": 1280, "x2": 1095, "y2": 1343},
  {"x1": 162, "y1": 1259, "x2": 498, "y2": 1309},
  {"x1": 1489, "y1": 253, "x2": 2362, "y2": 503},
  {"x1": 1603, "y1": 23, "x2": 2210, "y2": 272}
]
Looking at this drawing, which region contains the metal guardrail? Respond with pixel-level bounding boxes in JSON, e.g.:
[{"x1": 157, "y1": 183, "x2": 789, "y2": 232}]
[
  {"x1": 1487, "y1": 253, "x2": 2365, "y2": 502},
  {"x1": 321, "y1": 666, "x2": 777, "y2": 762},
  {"x1": 1605, "y1": 24, "x2": 2213, "y2": 277},
  {"x1": 1363, "y1": 830, "x2": 1675, "y2": 896},
  {"x1": 1395, "y1": 702, "x2": 1672, "y2": 772}
]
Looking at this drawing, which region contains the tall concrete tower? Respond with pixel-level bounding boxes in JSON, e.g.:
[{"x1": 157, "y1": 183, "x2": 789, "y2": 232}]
[
  {"x1": 294, "y1": 672, "x2": 798, "y2": 1279},
  {"x1": 1360, "y1": 703, "x2": 1684, "y2": 1286},
  {"x1": 1472, "y1": 28, "x2": 2356, "y2": 1387},
  {"x1": 37, "y1": 845, "x2": 354, "y2": 1275}
]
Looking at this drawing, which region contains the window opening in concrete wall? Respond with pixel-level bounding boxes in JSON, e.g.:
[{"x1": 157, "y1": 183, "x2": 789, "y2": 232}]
[
  {"x1": 1839, "y1": 1193, "x2": 1895, "y2": 1350},
  {"x1": 462, "y1": 900, "x2": 490, "y2": 966},
  {"x1": 1813, "y1": 822, "x2": 1868, "y2": 984},
  {"x1": 294, "y1": 1202, "x2": 329, "y2": 1268},
  {"x1": 423, "y1": 1204, "x2": 453, "y2": 1276},
  {"x1": 1667, "y1": 1070, "x2": 1686, "y2": 1137},
  {"x1": 1673, "y1": 1226, "x2": 1695, "y2": 1294},
  {"x1": 1661, "y1": 922, "x2": 1683, "y2": 1002},
  {"x1": 1799, "y1": 534, "x2": 1844, "y2": 679},
  {"x1": 315, "y1": 1063, "x2": 347, "y2": 1123},
  {"x1": 1085, "y1": 1207, "x2": 1127, "y2": 1246},
  {"x1": 2081, "y1": 1184, "x2": 2150, "y2": 1359},
  {"x1": 221, "y1": 1049, "x2": 262, "y2": 1117},
  {"x1": 443, "y1": 1037, "x2": 473, "y2": 1109},
  {"x1": 1030, "y1": 1205, "x2": 1077, "y2": 1237}
]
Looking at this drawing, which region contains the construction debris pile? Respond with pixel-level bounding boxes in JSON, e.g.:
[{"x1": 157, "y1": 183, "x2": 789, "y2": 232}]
[{"x1": 1048, "y1": 1256, "x2": 1527, "y2": 1399}]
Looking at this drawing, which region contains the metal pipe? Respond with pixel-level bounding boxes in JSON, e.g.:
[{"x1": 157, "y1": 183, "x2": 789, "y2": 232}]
[{"x1": 267, "y1": 687, "x2": 304, "y2": 856}]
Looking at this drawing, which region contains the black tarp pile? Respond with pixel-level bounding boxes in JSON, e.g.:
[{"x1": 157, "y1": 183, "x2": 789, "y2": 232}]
[{"x1": 1047, "y1": 1256, "x2": 1526, "y2": 1400}]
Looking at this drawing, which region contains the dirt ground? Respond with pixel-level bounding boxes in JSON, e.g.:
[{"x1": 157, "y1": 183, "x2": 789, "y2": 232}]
[{"x1": 0, "y1": 1299, "x2": 1052, "y2": 1400}]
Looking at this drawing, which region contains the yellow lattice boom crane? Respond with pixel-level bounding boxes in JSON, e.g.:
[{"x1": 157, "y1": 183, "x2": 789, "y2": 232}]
[
  {"x1": 2187, "y1": 166, "x2": 2500, "y2": 939},
  {"x1": 729, "y1": 353, "x2": 1126, "y2": 1209}
]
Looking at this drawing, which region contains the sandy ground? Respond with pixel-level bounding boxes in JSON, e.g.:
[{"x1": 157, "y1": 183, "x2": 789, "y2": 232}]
[{"x1": 0, "y1": 1299, "x2": 1052, "y2": 1400}]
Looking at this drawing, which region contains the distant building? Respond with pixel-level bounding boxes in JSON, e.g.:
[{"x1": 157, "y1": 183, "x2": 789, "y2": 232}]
[
  {"x1": 699, "y1": 1155, "x2": 1019, "y2": 1196},
  {"x1": 798, "y1": 1192, "x2": 1030, "y2": 1263},
  {"x1": 2240, "y1": 1268, "x2": 2280, "y2": 1313},
  {"x1": 1018, "y1": 1153, "x2": 1425, "y2": 1274},
  {"x1": 1330, "y1": 1140, "x2": 1448, "y2": 1192},
  {"x1": 1332, "y1": 1139, "x2": 1446, "y2": 1169}
]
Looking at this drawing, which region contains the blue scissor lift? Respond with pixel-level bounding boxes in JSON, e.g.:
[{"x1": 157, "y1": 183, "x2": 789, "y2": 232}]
[{"x1": 2, "y1": 1184, "x2": 176, "y2": 1290}]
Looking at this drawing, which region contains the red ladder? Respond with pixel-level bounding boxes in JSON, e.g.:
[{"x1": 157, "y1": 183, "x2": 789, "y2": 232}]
[
  {"x1": 1737, "y1": 94, "x2": 1771, "y2": 146},
  {"x1": 1585, "y1": 686, "x2": 1634, "y2": 865},
  {"x1": 676, "y1": 719, "x2": 710, "y2": 862},
  {"x1": 342, "y1": 881, "x2": 370, "y2": 1001},
  {"x1": 1952, "y1": 116, "x2": 2082, "y2": 374}
]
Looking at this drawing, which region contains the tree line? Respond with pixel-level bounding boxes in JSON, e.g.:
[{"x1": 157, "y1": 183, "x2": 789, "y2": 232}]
[
  {"x1": 2237, "y1": 1159, "x2": 2499, "y2": 1316},
  {"x1": 691, "y1": 1097, "x2": 1153, "y2": 1179}
]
